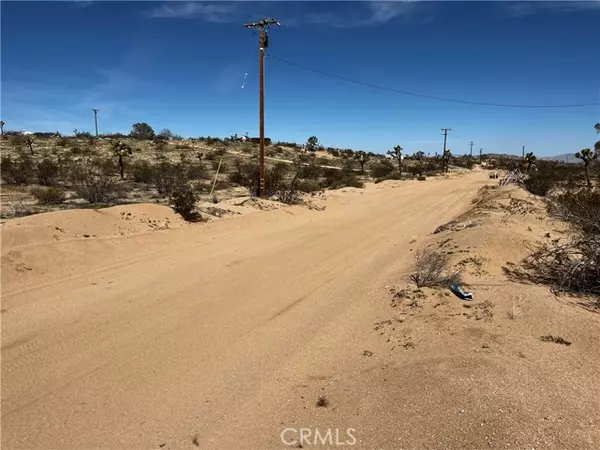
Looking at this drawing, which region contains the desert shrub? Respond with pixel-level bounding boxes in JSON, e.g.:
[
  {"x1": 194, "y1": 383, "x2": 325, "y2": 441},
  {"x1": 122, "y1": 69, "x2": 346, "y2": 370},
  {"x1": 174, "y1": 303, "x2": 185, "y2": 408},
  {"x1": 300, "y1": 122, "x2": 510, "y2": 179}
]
[
  {"x1": 33, "y1": 132, "x2": 56, "y2": 138},
  {"x1": 37, "y1": 158, "x2": 60, "y2": 186},
  {"x1": 154, "y1": 161, "x2": 183, "y2": 195},
  {"x1": 418, "y1": 175, "x2": 427, "y2": 181},
  {"x1": 175, "y1": 143, "x2": 192, "y2": 150},
  {"x1": 93, "y1": 157, "x2": 119, "y2": 177},
  {"x1": 296, "y1": 180, "x2": 321, "y2": 193},
  {"x1": 130, "y1": 122, "x2": 155, "y2": 140},
  {"x1": 276, "y1": 141, "x2": 299, "y2": 148},
  {"x1": 228, "y1": 160, "x2": 285, "y2": 196},
  {"x1": 170, "y1": 185, "x2": 199, "y2": 221},
  {"x1": 504, "y1": 188, "x2": 600, "y2": 297},
  {"x1": 321, "y1": 169, "x2": 364, "y2": 189},
  {"x1": 276, "y1": 175, "x2": 301, "y2": 205},
  {"x1": 187, "y1": 162, "x2": 210, "y2": 180},
  {"x1": 374, "y1": 172, "x2": 403, "y2": 184},
  {"x1": 10, "y1": 134, "x2": 26, "y2": 150},
  {"x1": 410, "y1": 248, "x2": 463, "y2": 288},
  {"x1": 132, "y1": 160, "x2": 154, "y2": 183},
  {"x1": 453, "y1": 157, "x2": 475, "y2": 169},
  {"x1": 371, "y1": 159, "x2": 395, "y2": 178},
  {"x1": 74, "y1": 176, "x2": 122, "y2": 203},
  {"x1": 30, "y1": 186, "x2": 66, "y2": 204},
  {"x1": 550, "y1": 188, "x2": 600, "y2": 234},
  {"x1": 524, "y1": 173, "x2": 556, "y2": 196},
  {"x1": 406, "y1": 164, "x2": 424, "y2": 177},
  {"x1": 341, "y1": 158, "x2": 356, "y2": 172},
  {"x1": 55, "y1": 137, "x2": 69, "y2": 147},
  {"x1": 1, "y1": 154, "x2": 34, "y2": 184},
  {"x1": 154, "y1": 140, "x2": 168, "y2": 152},
  {"x1": 203, "y1": 137, "x2": 222, "y2": 146},
  {"x1": 297, "y1": 160, "x2": 322, "y2": 180}
]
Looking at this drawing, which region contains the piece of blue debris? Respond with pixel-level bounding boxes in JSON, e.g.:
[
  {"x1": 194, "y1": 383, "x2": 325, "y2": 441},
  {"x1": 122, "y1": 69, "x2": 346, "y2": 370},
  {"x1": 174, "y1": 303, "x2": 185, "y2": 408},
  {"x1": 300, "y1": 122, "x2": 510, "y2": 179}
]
[{"x1": 451, "y1": 284, "x2": 473, "y2": 300}]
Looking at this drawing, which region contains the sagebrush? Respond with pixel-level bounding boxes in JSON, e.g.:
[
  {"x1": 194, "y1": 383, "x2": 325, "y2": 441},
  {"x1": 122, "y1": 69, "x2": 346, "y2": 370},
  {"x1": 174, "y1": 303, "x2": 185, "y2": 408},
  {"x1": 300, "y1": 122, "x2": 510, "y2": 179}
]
[{"x1": 410, "y1": 248, "x2": 462, "y2": 288}]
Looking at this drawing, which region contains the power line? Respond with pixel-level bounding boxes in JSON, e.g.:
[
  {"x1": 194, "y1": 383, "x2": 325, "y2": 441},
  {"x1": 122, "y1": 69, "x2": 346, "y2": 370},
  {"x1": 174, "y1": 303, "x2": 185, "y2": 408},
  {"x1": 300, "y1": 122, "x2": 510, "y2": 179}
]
[{"x1": 267, "y1": 54, "x2": 599, "y2": 109}]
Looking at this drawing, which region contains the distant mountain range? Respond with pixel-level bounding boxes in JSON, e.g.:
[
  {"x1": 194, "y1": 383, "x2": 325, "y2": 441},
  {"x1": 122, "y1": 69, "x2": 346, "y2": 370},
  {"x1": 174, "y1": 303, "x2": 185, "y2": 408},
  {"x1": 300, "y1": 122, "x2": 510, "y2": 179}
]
[
  {"x1": 540, "y1": 153, "x2": 582, "y2": 164},
  {"x1": 481, "y1": 152, "x2": 583, "y2": 164}
]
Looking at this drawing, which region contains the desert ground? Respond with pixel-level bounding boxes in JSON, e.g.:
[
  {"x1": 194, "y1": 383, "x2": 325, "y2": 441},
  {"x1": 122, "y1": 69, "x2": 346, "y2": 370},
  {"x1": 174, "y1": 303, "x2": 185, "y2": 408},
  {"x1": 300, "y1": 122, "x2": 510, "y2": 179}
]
[{"x1": 2, "y1": 171, "x2": 599, "y2": 449}]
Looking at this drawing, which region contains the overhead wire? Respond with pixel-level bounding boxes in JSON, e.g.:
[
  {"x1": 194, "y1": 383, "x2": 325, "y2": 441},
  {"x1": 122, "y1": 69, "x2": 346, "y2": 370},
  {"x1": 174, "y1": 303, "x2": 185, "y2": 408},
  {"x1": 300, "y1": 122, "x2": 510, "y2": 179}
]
[{"x1": 267, "y1": 54, "x2": 599, "y2": 109}]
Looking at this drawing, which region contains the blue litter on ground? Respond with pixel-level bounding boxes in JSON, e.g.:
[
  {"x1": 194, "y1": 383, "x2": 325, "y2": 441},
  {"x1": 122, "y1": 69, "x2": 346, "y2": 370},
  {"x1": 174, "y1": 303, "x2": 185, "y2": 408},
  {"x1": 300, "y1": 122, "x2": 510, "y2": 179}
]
[{"x1": 451, "y1": 284, "x2": 473, "y2": 300}]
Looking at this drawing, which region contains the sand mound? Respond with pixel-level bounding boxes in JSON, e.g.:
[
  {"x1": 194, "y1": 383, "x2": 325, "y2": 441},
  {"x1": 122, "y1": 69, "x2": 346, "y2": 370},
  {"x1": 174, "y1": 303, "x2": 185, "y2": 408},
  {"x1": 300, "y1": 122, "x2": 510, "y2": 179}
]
[{"x1": 1, "y1": 203, "x2": 187, "y2": 250}]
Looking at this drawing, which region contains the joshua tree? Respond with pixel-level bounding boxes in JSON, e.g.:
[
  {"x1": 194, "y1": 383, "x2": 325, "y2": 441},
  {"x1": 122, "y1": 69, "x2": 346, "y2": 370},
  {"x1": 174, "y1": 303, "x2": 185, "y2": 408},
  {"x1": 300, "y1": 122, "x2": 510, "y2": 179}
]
[
  {"x1": 387, "y1": 145, "x2": 404, "y2": 174},
  {"x1": 595, "y1": 122, "x2": 600, "y2": 134},
  {"x1": 414, "y1": 150, "x2": 425, "y2": 161},
  {"x1": 111, "y1": 141, "x2": 133, "y2": 179},
  {"x1": 524, "y1": 151, "x2": 537, "y2": 173},
  {"x1": 575, "y1": 148, "x2": 597, "y2": 187},
  {"x1": 24, "y1": 136, "x2": 35, "y2": 155},
  {"x1": 0, "y1": 120, "x2": 5, "y2": 137},
  {"x1": 353, "y1": 150, "x2": 370, "y2": 174},
  {"x1": 442, "y1": 149, "x2": 452, "y2": 173},
  {"x1": 306, "y1": 136, "x2": 319, "y2": 152}
]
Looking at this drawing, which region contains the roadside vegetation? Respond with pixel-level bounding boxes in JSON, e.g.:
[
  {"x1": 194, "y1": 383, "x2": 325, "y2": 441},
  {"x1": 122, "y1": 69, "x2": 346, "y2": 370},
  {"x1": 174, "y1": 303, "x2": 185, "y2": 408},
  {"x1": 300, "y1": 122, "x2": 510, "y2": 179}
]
[
  {"x1": 0, "y1": 124, "x2": 482, "y2": 220},
  {"x1": 505, "y1": 123, "x2": 600, "y2": 299}
]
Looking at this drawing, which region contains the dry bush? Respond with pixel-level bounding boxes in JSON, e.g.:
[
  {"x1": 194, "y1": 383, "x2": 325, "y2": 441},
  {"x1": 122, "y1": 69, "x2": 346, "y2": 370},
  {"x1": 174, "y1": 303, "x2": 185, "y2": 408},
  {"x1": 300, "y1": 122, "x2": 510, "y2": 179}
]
[
  {"x1": 410, "y1": 248, "x2": 463, "y2": 288},
  {"x1": 276, "y1": 173, "x2": 301, "y2": 205},
  {"x1": 1, "y1": 154, "x2": 34, "y2": 184},
  {"x1": 30, "y1": 187, "x2": 66, "y2": 204},
  {"x1": 37, "y1": 158, "x2": 60, "y2": 186},
  {"x1": 504, "y1": 188, "x2": 600, "y2": 298},
  {"x1": 71, "y1": 163, "x2": 124, "y2": 203}
]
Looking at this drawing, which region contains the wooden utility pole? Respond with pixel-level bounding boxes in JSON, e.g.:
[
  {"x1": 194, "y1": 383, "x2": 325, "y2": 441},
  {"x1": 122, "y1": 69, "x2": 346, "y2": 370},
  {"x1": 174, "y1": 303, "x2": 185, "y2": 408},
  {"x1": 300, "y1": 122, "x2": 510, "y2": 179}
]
[
  {"x1": 522, "y1": 145, "x2": 525, "y2": 159},
  {"x1": 469, "y1": 141, "x2": 474, "y2": 157},
  {"x1": 92, "y1": 109, "x2": 99, "y2": 137},
  {"x1": 244, "y1": 18, "x2": 280, "y2": 197}
]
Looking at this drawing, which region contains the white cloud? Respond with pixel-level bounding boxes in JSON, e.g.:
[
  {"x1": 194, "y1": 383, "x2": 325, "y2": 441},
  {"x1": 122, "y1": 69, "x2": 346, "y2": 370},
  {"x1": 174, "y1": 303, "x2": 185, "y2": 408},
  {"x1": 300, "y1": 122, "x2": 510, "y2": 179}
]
[
  {"x1": 147, "y1": 2, "x2": 239, "y2": 22},
  {"x1": 501, "y1": 1, "x2": 600, "y2": 18},
  {"x1": 147, "y1": 1, "x2": 422, "y2": 27}
]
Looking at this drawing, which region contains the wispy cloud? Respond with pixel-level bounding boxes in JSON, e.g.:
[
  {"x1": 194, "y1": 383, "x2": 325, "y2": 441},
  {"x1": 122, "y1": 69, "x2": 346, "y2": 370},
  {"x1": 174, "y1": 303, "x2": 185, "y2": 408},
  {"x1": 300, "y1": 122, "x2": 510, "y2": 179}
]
[
  {"x1": 146, "y1": 1, "x2": 424, "y2": 27},
  {"x1": 147, "y1": 1, "x2": 239, "y2": 22},
  {"x1": 72, "y1": 0, "x2": 94, "y2": 9},
  {"x1": 302, "y1": 1, "x2": 420, "y2": 28},
  {"x1": 501, "y1": 1, "x2": 600, "y2": 18}
]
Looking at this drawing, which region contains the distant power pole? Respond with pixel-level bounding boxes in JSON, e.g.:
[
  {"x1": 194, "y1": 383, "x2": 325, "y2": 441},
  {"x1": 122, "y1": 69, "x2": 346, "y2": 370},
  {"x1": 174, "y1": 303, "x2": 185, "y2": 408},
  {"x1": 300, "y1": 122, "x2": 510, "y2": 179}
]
[
  {"x1": 469, "y1": 141, "x2": 474, "y2": 158},
  {"x1": 244, "y1": 18, "x2": 280, "y2": 197},
  {"x1": 522, "y1": 145, "x2": 525, "y2": 159},
  {"x1": 479, "y1": 148, "x2": 483, "y2": 164},
  {"x1": 441, "y1": 128, "x2": 451, "y2": 153},
  {"x1": 92, "y1": 109, "x2": 99, "y2": 137}
]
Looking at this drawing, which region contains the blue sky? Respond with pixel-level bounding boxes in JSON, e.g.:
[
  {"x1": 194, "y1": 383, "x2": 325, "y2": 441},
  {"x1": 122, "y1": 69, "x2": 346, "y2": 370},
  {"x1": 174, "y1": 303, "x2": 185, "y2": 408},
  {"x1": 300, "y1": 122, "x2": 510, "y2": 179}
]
[{"x1": 1, "y1": 1, "x2": 599, "y2": 156}]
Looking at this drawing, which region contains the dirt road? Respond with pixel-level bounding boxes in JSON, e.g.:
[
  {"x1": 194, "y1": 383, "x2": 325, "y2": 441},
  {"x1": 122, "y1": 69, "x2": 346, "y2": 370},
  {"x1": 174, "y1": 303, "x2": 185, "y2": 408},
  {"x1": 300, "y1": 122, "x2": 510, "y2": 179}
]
[{"x1": 3, "y1": 172, "x2": 598, "y2": 449}]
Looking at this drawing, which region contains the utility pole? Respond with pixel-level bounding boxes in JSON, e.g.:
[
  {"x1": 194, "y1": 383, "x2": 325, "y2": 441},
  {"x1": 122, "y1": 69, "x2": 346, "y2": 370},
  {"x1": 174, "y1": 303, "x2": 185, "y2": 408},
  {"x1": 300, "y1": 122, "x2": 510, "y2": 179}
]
[
  {"x1": 469, "y1": 141, "x2": 474, "y2": 158},
  {"x1": 441, "y1": 128, "x2": 451, "y2": 172},
  {"x1": 244, "y1": 18, "x2": 280, "y2": 197},
  {"x1": 522, "y1": 145, "x2": 525, "y2": 159},
  {"x1": 92, "y1": 109, "x2": 99, "y2": 137},
  {"x1": 441, "y1": 128, "x2": 451, "y2": 154},
  {"x1": 479, "y1": 148, "x2": 483, "y2": 164}
]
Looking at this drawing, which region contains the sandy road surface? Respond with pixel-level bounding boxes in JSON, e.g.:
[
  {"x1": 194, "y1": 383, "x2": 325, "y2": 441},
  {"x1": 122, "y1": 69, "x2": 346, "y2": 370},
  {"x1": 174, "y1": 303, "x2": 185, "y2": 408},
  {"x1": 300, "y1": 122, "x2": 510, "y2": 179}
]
[{"x1": 4, "y1": 172, "x2": 596, "y2": 449}]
